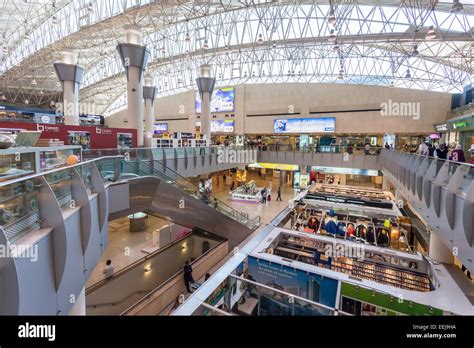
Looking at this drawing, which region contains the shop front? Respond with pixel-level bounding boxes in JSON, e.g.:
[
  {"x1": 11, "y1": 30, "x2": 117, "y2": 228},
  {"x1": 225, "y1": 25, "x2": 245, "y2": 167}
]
[
  {"x1": 447, "y1": 115, "x2": 474, "y2": 163},
  {"x1": 0, "y1": 121, "x2": 137, "y2": 149}
]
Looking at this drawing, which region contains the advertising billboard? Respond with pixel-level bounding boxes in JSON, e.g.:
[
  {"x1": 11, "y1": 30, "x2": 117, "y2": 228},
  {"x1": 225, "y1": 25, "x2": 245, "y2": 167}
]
[
  {"x1": 274, "y1": 117, "x2": 335, "y2": 133},
  {"x1": 195, "y1": 120, "x2": 235, "y2": 133},
  {"x1": 195, "y1": 87, "x2": 235, "y2": 113},
  {"x1": 154, "y1": 122, "x2": 168, "y2": 134},
  {"x1": 247, "y1": 256, "x2": 338, "y2": 310}
]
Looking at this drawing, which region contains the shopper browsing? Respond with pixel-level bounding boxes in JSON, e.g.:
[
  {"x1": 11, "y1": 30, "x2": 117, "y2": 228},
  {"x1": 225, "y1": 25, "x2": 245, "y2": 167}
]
[
  {"x1": 417, "y1": 140, "x2": 429, "y2": 156},
  {"x1": 449, "y1": 144, "x2": 466, "y2": 163},
  {"x1": 277, "y1": 186, "x2": 282, "y2": 201},
  {"x1": 324, "y1": 210, "x2": 339, "y2": 236}
]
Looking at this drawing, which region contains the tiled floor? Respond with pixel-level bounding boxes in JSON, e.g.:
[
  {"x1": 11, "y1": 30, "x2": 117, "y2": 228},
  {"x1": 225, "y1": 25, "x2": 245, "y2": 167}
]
[
  {"x1": 86, "y1": 215, "x2": 172, "y2": 287},
  {"x1": 87, "y1": 172, "x2": 299, "y2": 288},
  {"x1": 209, "y1": 172, "x2": 298, "y2": 226}
]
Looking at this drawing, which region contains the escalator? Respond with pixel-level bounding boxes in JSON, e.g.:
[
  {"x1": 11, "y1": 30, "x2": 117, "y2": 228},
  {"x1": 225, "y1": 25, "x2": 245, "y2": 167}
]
[{"x1": 96, "y1": 157, "x2": 260, "y2": 249}]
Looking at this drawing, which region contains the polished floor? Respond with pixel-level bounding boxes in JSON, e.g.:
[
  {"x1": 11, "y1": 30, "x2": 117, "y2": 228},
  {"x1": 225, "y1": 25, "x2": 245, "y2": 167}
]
[
  {"x1": 86, "y1": 215, "x2": 171, "y2": 287},
  {"x1": 87, "y1": 171, "x2": 298, "y2": 288}
]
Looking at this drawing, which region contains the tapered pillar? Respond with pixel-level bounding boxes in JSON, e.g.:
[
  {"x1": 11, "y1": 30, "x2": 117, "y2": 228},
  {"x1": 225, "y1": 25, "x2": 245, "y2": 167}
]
[
  {"x1": 143, "y1": 77, "x2": 157, "y2": 147},
  {"x1": 429, "y1": 231, "x2": 454, "y2": 264},
  {"x1": 54, "y1": 50, "x2": 84, "y2": 125},
  {"x1": 196, "y1": 64, "x2": 215, "y2": 142},
  {"x1": 117, "y1": 26, "x2": 150, "y2": 147}
]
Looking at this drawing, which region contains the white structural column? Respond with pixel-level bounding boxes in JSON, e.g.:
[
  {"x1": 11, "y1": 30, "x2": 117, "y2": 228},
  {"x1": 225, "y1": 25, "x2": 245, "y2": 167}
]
[
  {"x1": 429, "y1": 231, "x2": 454, "y2": 264},
  {"x1": 53, "y1": 50, "x2": 84, "y2": 125},
  {"x1": 117, "y1": 26, "x2": 150, "y2": 147},
  {"x1": 68, "y1": 287, "x2": 86, "y2": 315},
  {"x1": 143, "y1": 77, "x2": 158, "y2": 147},
  {"x1": 195, "y1": 64, "x2": 216, "y2": 142}
]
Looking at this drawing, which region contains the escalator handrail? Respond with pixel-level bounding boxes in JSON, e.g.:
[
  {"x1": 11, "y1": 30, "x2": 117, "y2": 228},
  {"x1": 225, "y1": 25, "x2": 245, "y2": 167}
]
[{"x1": 150, "y1": 158, "x2": 260, "y2": 227}]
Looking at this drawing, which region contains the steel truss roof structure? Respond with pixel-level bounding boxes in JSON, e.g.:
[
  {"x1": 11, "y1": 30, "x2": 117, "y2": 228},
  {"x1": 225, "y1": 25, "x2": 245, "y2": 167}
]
[{"x1": 0, "y1": 0, "x2": 473, "y2": 115}]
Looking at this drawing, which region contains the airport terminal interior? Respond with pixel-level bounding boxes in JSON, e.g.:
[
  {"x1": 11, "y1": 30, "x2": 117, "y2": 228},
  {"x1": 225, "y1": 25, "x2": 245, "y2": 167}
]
[{"x1": 0, "y1": 0, "x2": 473, "y2": 321}]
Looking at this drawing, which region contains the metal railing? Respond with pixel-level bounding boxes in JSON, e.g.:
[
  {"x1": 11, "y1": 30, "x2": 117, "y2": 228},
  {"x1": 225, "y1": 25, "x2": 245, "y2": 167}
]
[{"x1": 84, "y1": 148, "x2": 261, "y2": 230}]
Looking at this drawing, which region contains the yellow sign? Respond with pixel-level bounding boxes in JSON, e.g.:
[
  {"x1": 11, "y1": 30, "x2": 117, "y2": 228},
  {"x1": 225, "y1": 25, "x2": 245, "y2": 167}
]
[{"x1": 249, "y1": 162, "x2": 299, "y2": 171}]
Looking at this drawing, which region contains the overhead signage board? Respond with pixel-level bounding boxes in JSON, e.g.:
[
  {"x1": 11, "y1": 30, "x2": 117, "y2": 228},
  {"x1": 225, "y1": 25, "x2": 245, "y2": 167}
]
[{"x1": 274, "y1": 117, "x2": 335, "y2": 133}]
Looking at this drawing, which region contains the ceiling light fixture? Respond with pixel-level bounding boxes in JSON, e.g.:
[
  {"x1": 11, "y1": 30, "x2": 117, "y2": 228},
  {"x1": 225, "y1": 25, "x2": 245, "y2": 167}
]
[
  {"x1": 405, "y1": 69, "x2": 411, "y2": 78},
  {"x1": 412, "y1": 44, "x2": 419, "y2": 56},
  {"x1": 426, "y1": 25, "x2": 437, "y2": 40},
  {"x1": 328, "y1": 30, "x2": 336, "y2": 42},
  {"x1": 24, "y1": 99, "x2": 29, "y2": 105},
  {"x1": 328, "y1": 9, "x2": 336, "y2": 28},
  {"x1": 31, "y1": 78, "x2": 37, "y2": 85},
  {"x1": 2, "y1": 46, "x2": 7, "y2": 55},
  {"x1": 257, "y1": 34, "x2": 264, "y2": 45},
  {"x1": 1, "y1": 94, "x2": 6, "y2": 101},
  {"x1": 184, "y1": 32, "x2": 190, "y2": 42},
  {"x1": 450, "y1": 0, "x2": 463, "y2": 13},
  {"x1": 272, "y1": 42, "x2": 277, "y2": 49},
  {"x1": 87, "y1": 2, "x2": 94, "y2": 14},
  {"x1": 52, "y1": 16, "x2": 58, "y2": 25},
  {"x1": 333, "y1": 41, "x2": 339, "y2": 51},
  {"x1": 203, "y1": 39, "x2": 209, "y2": 49}
]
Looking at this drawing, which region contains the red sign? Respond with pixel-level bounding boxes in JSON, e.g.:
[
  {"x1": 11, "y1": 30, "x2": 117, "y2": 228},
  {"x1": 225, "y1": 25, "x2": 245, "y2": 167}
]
[{"x1": 0, "y1": 121, "x2": 137, "y2": 149}]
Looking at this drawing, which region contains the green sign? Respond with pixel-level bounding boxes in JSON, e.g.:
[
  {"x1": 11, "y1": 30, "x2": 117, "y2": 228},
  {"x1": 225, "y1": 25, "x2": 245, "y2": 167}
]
[
  {"x1": 448, "y1": 115, "x2": 474, "y2": 132},
  {"x1": 340, "y1": 282, "x2": 444, "y2": 316}
]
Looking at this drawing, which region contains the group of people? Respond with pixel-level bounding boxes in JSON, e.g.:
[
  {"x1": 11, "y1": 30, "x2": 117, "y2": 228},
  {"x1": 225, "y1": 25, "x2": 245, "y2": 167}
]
[{"x1": 417, "y1": 141, "x2": 466, "y2": 163}]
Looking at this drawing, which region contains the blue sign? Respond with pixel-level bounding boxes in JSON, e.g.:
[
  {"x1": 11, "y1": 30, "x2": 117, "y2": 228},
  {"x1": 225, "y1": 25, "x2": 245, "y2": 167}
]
[
  {"x1": 196, "y1": 87, "x2": 235, "y2": 113},
  {"x1": 247, "y1": 256, "x2": 338, "y2": 310},
  {"x1": 274, "y1": 117, "x2": 336, "y2": 133}
]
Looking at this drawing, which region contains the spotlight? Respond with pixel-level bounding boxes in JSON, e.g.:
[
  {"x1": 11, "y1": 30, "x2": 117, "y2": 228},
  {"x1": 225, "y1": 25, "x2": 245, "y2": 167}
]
[
  {"x1": 412, "y1": 44, "x2": 419, "y2": 56},
  {"x1": 328, "y1": 30, "x2": 336, "y2": 43},
  {"x1": 405, "y1": 69, "x2": 411, "y2": 78},
  {"x1": 328, "y1": 9, "x2": 336, "y2": 27},
  {"x1": 257, "y1": 34, "x2": 264, "y2": 45},
  {"x1": 184, "y1": 32, "x2": 190, "y2": 42},
  {"x1": 203, "y1": 39, "x2": 209, "y2": 49},
  {"x1": 31, "y1": 78, "x2": 37, "y2": 85},
  {"x1": 87, "y1": 2, "x2": 94, "y2": 14},
  {"x1": 426, "y1": 26, "x2": 436, "y2": 40},
  {"x1": 51, "y1": 16, "x2": 58, "y2": 25},
  {"x1": 450, "y1": 0, "x2": 463, "y2": 13}
]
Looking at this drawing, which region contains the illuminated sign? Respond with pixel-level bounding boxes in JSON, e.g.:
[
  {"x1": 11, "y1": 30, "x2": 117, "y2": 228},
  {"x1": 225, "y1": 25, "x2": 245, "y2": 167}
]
[
  {"x1": 249, "y1": 162, "x2": 299, "y2": 171},
  {"x1": 434, "y1": 123, "x2": 448, "y2": 132},
  {"x1": 274, "y1": 117, "x2": 335, "y2": 133}
]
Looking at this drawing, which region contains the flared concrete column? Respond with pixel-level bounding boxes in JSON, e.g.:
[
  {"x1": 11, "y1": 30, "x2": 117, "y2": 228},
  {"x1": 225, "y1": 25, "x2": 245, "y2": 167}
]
[
  {"x1": 117, "y1": 26, "x2": 150, "y2": 147},
  {"x1": 54, "y1": 50, "x2": 84, "y2": 125},
  {"x1": 429, "y1": 231, "x2": 454, "y2": 264},
  {"x1": 196, "y1": 64, "x2": 215, "y2": 142},
  {"x1": 143, "y1": 77, "x2": 157, "y2": 147},
  {"x1": 68, "y1": 287, "x2": 86, "y2": 315}
]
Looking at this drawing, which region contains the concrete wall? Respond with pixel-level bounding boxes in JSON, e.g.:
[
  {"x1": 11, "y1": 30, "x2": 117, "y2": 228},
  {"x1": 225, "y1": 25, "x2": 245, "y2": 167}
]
[{"x1": 106, "y1": 83, "x2": 452, "y2": 134}]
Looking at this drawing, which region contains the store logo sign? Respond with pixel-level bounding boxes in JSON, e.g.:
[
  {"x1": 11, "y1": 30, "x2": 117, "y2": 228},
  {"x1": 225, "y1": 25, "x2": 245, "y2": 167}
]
[
  {"x1": 37, "y1": 124, "x2": 59, "y2": 132},
  {"x1": 96, "y1": 128, "x2": 112, "y2": 135},
  {"x1": 380, "y1": 99, "x2": 420, "y2": 120}
]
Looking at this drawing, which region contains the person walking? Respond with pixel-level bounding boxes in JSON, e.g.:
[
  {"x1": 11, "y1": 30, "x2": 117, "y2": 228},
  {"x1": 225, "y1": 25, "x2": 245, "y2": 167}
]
[
  {"x1": 417, "y1": 140, "x2": 429, "y2": 156},
  {"x1": 450, "y1": 144, "x2": 466, "y2": 163},
  {"x1": 183, "y1": 260, "x2": 194, "y2": 293},
  {"x1": 364, "y1": 143, "x2": 371, "y2": 155},
  {"x1": 103, "y1": 260, "x2": 114, "y2": 279},
  {"x1": 277, "y1": 186, "x2": 282, "y2": 201}
]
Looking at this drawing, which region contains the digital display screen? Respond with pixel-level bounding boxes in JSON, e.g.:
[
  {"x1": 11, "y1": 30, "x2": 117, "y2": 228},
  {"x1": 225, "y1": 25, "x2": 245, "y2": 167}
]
[
  {"x1": 196, "y1": 120, "x2": 235, "y2": 133},
  {"x1": 274, "y1": 117, "x2": 335, "y2": 133},
  {"x1": 154, "y1": 122, "x2": 168, "y2": 134},
  {"x1": 195, "y1": 87, "x2": 235, "y2": 113}
]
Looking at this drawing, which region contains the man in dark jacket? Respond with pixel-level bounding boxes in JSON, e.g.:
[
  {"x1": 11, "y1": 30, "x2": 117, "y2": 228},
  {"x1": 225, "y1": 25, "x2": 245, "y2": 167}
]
[
  {"x1": 183, "y1": 261, "x2": 194, "y2": 293},
  {"x1": 436, "y1": 143, "x2": 448, "y2": 160}
]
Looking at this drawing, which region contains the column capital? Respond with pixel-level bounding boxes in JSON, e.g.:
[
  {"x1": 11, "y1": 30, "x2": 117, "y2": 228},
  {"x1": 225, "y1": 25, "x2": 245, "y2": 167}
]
[
  {"x1": 53, "y1": 63, "x2": 84, "y2": 93},
  {"x1": 196, "y1": 77, "x2": 216, "y2": 95},
  {"x1": 143, "y1": 86, "x2": 157, "y2": 102},
  {"x1": 117, "y1": 43, "x2": 150, "y2": 82}
]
